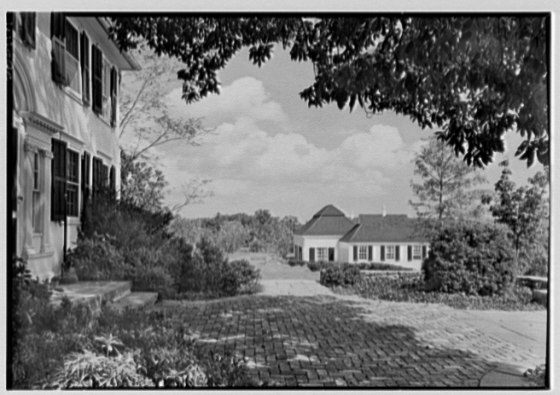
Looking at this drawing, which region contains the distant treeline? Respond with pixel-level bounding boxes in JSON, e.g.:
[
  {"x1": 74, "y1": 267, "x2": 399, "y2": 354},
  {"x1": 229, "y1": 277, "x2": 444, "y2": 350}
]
[{"x1": 169, "y1": 209, "x2": 300, "y2": 257}]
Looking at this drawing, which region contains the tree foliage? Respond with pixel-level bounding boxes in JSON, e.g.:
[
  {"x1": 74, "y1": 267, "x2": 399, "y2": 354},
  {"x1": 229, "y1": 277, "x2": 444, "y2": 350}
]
[
  {"x1": 110, "y1": 16, "x2": 549, "y2": 167},
  {"x1": 410, "y1": 136, "x2": 487, "y2": 226},
  {"x1": 484, "y1": 160, "x2": 549, "y2": 270}
]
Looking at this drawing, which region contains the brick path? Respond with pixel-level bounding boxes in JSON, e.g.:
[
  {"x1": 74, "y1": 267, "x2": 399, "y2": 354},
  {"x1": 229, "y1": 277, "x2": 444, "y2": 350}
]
[{"x1": 159, "y1": 294, "x2": 544, "y2": 387}]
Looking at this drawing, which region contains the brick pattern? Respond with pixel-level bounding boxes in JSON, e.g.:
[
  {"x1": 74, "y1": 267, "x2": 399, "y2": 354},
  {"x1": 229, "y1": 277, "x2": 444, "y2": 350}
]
[{"x1": 157, "y1": 295, "x2": 540, "y2": 387}]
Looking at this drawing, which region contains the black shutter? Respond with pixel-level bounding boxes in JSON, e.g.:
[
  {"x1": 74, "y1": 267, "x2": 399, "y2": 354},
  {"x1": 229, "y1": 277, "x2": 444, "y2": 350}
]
[
  {"x1": 422, "y1": 245, "x2": 428, "y2": 259},
  {"x1": 408, "y1": 245, "x2": 412, "y2": 261},
  {"x1": 395, "y1": 245, "x2": 400, "y2": 261},
  {"x1": 109, "y1": 165, "x2": 116, "y2": 194},
  {"x1": 80, "y1": 32, "x2": 90, "y2": 105},
  {"x1": 51, "y1": 139, "x2": 67, "y2": 221},
  {"x1": 368, "y1": 245, "x2": 373, "y2": 261},
  {"x1": 353, "y1": 245, "x2": 358, "y2": 261},
  {"x1": 81, "y1": 152, "x2": 90, "y2": 215},
  {"x1": 51, "y1": 13, "x2": 66, "y2": 85},
  {"x1": 328, "y1": 247, "x2": 335, "y2": 262},
  {"x1": 110, "y1": 67, "x2": 117, "y2": 126},
  {"x1": 92, "y1": 45, "x2": 103, "y2": 114},
  {"x1": 381, "y1": 245, "x2": 385, "y2": 261},
  {"x1": 309, "y1": 248, "x2": 315, "y2": 262},
  {"x1": 21, "y1": 13, "x2": 36, "y2": 49}
]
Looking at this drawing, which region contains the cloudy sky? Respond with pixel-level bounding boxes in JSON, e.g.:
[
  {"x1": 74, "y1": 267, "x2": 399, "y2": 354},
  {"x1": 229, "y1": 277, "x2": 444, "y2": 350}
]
[{"x1": 131, "y1": 46, "x2": 541, "y2": 223}]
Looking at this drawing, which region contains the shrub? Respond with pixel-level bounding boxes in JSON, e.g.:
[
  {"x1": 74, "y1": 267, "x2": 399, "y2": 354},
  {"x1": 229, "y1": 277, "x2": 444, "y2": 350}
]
[
  {"x1": 68, "y1": 234, "x2": 127, "y2": 281},
  {"x1": 227, "y1": 260, "x2": 261, "y2": 295},
  {"x1": 357, "y1": 262, "x2": 414, "y2": 271},
  {"x1": 319, "y1": 263, "x2": 361, "y2": 287},
  {"x1": 307, "y1": 261, "x2": 330, "y2": 272},
  {"x1": 423, "y1": 221, "x2": 515, "y2": 296}
]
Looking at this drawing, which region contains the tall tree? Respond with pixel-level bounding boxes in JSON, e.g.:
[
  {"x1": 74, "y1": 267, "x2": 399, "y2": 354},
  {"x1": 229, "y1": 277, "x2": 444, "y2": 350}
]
[
  {"x1": 110, "y1": 16, "x2": 549, "y2": 167},
  {"x1": 484, "y1": 160, "x2": 549, "y2": 267},
  {"x1": 119, "y1": 44, "x2": 208, "y2": 161},
  {"x1": 410, "y1": 136, "x2": 487, "y2": 226}
]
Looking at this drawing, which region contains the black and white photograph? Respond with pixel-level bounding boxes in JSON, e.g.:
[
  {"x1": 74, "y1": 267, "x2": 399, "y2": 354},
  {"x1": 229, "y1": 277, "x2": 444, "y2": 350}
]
[{"x1": 4, "y1": 3, "x2": 554, "y2": 391}]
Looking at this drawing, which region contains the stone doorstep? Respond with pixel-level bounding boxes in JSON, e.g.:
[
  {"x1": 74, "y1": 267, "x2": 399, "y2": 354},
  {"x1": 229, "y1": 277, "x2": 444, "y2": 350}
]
[{"x1": 50, "y1": 281, "x2": 132, "y2": 308}]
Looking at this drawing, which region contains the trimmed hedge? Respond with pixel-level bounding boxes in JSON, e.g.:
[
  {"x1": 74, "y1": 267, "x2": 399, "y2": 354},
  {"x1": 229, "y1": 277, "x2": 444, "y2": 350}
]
[
  {"x1": 319, "y1": 264, "x2": 361, "y2": 287},
  {"x1": 422, "y1": 221, "x2": 515, "y2": 296}
]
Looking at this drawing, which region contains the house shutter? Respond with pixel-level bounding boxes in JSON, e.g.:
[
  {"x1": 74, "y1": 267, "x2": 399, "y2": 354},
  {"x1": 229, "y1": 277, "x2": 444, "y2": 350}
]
[
  {"x1": 91, "y1": 45, "x2": 103, "y2": 114},
  {"x1": 21, "y1": 12, "x2": 36, "y2": 49},
  {"x1": 328, "y1": 247, "x2": 335, "y2": 262},
  {"x1": 110, "y1": 67, "x2": 118, "y2": 126},
  {"x1": 380, "y1": 245, "x2": 385, "y2": 261},
  {"x1": 81, "y1": 152, "x2": 91, "y2": 214},
  {"x1": 368, "y1": 245, "x2": 373, "y2": 261},
  {"x1": 51, "y1": 139, "x2": 67, "y2": 221},
  {"x1": 109, "y1": 165, "x2": 116, "y2": 194},
  {"x1": 80, "y1": 32, "x2": 90, "y2": 105},
  {"x1": 408, "y1": 245, "x2": 412, "y2": 261},
  {"x1": 51, "y1": 13, "x2": 66, "y2": 85},
  {"x1": 422, "y1": 245, "x2": 428, "y2": 259},
  {"x1": 92, "y1": 156, "x2": 102, "y2": 198},
  {"x1": 353, "y1": 245, "x2": 358, "y2": 262},
  {"x1": 309, "y1": 248, "x2": 315, "y2": 262},
  {"x1": 395, "y1": 245, "x2": 400, "y2": 261}
]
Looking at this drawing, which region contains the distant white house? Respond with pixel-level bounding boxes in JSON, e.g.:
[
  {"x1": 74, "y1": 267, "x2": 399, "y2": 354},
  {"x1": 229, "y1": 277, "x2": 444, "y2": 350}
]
[{"x1": 293, "y1": 204, "x2": 430, "y2": 270}]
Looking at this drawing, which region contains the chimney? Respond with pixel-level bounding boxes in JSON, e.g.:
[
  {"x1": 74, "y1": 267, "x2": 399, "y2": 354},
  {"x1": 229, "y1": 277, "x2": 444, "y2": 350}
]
[{"x1": 382, "y1": 205, "x2": 386, "y2": 217}]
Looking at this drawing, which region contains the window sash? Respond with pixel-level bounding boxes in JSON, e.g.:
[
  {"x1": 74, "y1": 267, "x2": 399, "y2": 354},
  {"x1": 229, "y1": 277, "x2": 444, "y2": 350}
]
[
  {"x1": 317, "y1": 248, "x2": 327, "y2": 262},
  {"x1": 413, "y1": 245, "x2": 422, "y2": 260},
  {"x1": 385, "y1": 245, "x2": 396, "y2": 260},
  {"x1": 358, "y1": 245, "x2": 368, "y2": 260}
]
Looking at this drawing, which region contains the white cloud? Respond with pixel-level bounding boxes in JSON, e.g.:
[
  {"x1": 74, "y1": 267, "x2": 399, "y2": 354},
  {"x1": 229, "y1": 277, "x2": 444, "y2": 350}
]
[{"x1": 166, "y1": 77, "x2": 287, "y2": 126}]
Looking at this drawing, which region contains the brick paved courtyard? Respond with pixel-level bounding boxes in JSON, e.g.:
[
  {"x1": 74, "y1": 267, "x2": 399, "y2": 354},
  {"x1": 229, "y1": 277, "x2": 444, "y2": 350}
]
[{"x1": 159, "y1": 293, "x2": 544, "y2": 388}]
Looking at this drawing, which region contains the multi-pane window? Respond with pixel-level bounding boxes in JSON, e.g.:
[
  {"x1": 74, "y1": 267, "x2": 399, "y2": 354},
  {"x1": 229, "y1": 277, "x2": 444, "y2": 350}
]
[
  {"x1": 32, "y1": 152, "x2": 41, "y2": 232},
  {"x1": 317, "y1": 248, "x2": 327, "y2": 262},
  {"x1": 66, "y1": 150, "x2": 79, "y2": 217},
  {"x1": 413, "y1": 245, "x2": 422, "y2": 260},
  {"x1": 359, "y1": 245, "x2": 368, "y2": 260},
  {"x1": 64, "y1": 19, "x2": 81, "y2": 94},
  {"x1": 386, "y1": 245, "x2": 396, "y2": 260}
]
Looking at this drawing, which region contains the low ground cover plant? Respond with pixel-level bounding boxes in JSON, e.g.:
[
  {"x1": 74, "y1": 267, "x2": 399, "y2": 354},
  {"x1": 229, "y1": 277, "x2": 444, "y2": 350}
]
[
  {"x1": 331, "y1": 271, "x2": 543, "y2": 311},
  {"x1": 10, "y1": 261, "x2": 260, "y2": 389}
]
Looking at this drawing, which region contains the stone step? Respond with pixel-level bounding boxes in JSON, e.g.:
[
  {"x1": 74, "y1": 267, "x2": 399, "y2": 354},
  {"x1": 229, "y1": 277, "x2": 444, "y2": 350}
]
[
  {"x1": 51, "y1": 281, "x2": 132, "y2": 309},
  {"x1": 110, "y1": 292, "x2": 159, "y2": 311}
]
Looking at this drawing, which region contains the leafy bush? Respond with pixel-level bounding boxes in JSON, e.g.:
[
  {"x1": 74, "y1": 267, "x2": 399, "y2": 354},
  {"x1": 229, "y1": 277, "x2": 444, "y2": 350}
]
[
  {"x1": 287, "y1": 259, "x2": 306, "y2": 267},
  {"x1": 307, "y1": 261, "x2": 330, "y2": 272},
  {"x1": 423, "y1": 221, "x2": 515, "y2": 296},
  {"x1": 227, "y1": 260, "x2": 261, "y2": 295},
  {"x1": 319, "y1": 264, "x2": 361, "y2": 287},
  {"x1": 69, "y1": 234, "x2": 128, "y2": 281}
]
